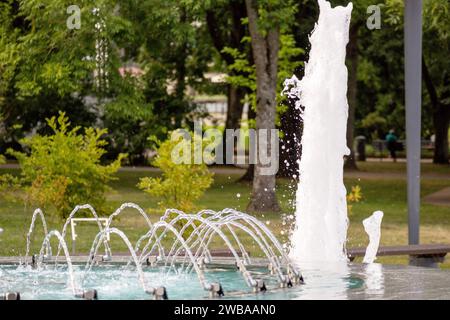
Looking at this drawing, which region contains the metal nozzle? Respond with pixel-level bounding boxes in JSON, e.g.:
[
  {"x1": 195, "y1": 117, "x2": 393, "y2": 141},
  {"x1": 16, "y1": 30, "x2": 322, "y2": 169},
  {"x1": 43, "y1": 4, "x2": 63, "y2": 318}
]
[
  {"x1": 1, "y1": 292, "x2": 21, "y2": 300},
  {"x1": 76, "y1": 289, "x2": 98, "y2": 300},
  {"x1": 209, "y1": 282, "x2": 224, "y2": 298},
  {"x1": 254, "y1": 280, "x2": 267, "y2": 293},
  {"x1": 146, "y1": 256, "x2": 158, "y2": 267},
  {"x1": 153, "y1": 287, "x2": 168, "y2": 300}
]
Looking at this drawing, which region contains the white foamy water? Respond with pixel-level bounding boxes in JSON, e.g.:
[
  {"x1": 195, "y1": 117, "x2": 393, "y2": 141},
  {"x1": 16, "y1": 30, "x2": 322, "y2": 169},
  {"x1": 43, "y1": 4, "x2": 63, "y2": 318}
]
[
  {"x1": 284, "y1": 0, "x2": 353, "y2": 262},
  {"x1": 362, "y1": 211, "x2": 384, "y2": 264}
]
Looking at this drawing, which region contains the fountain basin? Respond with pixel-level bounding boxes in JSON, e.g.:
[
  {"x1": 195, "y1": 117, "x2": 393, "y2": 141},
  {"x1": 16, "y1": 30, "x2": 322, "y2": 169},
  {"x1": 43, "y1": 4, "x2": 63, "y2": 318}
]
[{"x1": 1, "y1": 258, "x2": 450, "y2": 300}]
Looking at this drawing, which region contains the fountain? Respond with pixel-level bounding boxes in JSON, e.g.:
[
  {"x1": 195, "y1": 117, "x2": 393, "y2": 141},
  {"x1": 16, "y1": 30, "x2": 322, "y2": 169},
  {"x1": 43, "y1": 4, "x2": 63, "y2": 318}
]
[
  {"x1": 3, "y1": 200, "x2": 448, "y2": 300},
  {"x1": 25, "y1": 208, "x2": 52, "y2": 263},
  {"x1": 0, "y1": 203, "x2": 303, "y2": 299},
  {"x1": 283, "y1": 0, "x2": 353, "y2": 262},
  {"x1": 55, "y1": 204, "x2": 111, "y2": 264},
  {"x1": 2, "y1": 0, "x2": 450, "y2": 301}
]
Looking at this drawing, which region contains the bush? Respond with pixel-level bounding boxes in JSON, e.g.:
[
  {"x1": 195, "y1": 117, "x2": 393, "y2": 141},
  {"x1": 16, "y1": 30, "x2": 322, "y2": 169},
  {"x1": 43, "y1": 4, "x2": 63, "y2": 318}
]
[
  {"x1": 347, "y1": 185, "x2": 363, "y2": 215},
  {"x1": 1, "y1": 112, "x2": 126, "y2": 218},
  {"x1": 137, "y1": 130, "x2": 214, "y2": 213}
]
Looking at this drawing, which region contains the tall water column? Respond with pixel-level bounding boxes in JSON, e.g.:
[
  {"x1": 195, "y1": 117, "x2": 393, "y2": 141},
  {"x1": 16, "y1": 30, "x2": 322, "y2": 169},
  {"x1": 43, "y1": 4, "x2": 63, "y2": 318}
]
[{"x1": 285, "y1": 0, "x2": 353, "y2": 262}]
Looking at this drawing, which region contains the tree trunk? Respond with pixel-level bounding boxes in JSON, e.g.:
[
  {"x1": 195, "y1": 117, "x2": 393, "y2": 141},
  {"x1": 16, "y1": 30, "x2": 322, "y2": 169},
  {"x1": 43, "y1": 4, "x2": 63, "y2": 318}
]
[
  {"x1": 422, "y1": 56, "x2": 450, "y2": 164},
  {"x1": 344, "y1": 23, "x2": 359, "y2": 170},
  {"x1": 245, "y1": 0, "x2": 280, "y2": 213},
  {"x1": 277, "y1": 99, "x2": 302, "y2": 179},
  {"x1": 433, "y1": 106, "x2": 450, "y2": 164},
  {"x1": 239, "y1": 106, "x2": 256, "y2": 182}
]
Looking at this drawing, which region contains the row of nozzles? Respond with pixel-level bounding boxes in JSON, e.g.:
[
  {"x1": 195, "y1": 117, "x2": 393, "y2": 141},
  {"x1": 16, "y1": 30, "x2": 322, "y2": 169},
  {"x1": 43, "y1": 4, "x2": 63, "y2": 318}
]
[{"x1": 23, "y1": 203, "x2": 304, "y2": 299}]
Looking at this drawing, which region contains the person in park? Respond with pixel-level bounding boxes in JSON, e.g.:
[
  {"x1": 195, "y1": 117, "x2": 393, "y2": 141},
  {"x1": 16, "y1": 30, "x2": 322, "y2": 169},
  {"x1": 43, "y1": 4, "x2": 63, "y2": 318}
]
[{"x1": 386, "y1": 129, "x2": 399, "y2": 162}]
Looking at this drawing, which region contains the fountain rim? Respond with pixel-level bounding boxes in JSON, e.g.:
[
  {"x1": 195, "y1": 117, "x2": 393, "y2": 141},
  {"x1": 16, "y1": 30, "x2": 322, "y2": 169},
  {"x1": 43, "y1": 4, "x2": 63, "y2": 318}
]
[{"x1": 0, "y1": 255, "x2": 275, "y2": 267}]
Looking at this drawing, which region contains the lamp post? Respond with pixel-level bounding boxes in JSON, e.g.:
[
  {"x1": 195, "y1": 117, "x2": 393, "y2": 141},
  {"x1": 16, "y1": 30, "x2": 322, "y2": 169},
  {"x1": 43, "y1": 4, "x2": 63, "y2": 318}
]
[{"x1": 404, "y1": 0, "x2": 423, "y2": 246}]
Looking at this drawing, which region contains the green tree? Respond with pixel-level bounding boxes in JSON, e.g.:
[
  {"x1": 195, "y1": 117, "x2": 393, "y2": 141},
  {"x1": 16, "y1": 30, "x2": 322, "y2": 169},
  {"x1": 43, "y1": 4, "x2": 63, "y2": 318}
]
[
  {"x1": 245, "y1": 0, "x2": 295, "y2": 212},
  {"x1": 383, "y1": 0, "x2": 449, "y2": 163},
  {"x1": 223, "y1": 33, "x2": 303, "y2": 179},
  {"x1": 122, "y1": 0, "x2": 216, "y2": 127},
  {"x1": 0, "y1": 0, "x2": 141, "y2": 153},
  {"x1": 137, "y1": 131, "x2": 214, "y2": 213},
  {"x1": 200, "y1": 0, "x2": 253, "y2": 166},
  {"x1": 353, "y1": 1, "x2": 406, "y2": 143},
  {"x1": 1, "y1": 0, "x2": 216, "y2": 161},
  {"x1": 421, "y1": 0, "x2": 450, "y2": 164}
]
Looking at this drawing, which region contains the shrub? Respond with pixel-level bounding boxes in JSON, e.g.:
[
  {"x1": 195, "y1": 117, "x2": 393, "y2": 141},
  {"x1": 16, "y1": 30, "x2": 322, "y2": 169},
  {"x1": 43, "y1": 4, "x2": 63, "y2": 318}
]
[
  {"x1": 347, "y1": 185, "x2": 363, "y2": 215},
  {"x1": 1, "y1": 112, "x2": 126, "y2": 218},
  {"x1": 137, "y1": 130, "x2": 214, "y2": 213}
]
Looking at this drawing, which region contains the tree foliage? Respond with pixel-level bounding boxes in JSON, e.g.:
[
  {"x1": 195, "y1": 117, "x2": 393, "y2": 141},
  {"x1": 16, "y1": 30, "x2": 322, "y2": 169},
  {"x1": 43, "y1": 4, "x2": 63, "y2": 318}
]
[{"x1": 0, "y1": 0, "x2": 216, "y2": 161}]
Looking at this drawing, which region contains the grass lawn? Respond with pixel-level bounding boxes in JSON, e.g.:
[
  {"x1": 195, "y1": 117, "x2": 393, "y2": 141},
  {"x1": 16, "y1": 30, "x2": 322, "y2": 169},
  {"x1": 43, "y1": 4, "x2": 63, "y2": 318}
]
[{"x1": 0, "y1": 162, "x2": 449, "y2": 269}]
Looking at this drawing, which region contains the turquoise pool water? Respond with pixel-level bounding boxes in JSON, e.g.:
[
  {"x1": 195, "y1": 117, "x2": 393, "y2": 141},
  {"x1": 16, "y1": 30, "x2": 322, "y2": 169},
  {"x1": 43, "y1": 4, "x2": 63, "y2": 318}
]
[{"x1": 1, "y1": 262, "x2": 450, "y2": 300}]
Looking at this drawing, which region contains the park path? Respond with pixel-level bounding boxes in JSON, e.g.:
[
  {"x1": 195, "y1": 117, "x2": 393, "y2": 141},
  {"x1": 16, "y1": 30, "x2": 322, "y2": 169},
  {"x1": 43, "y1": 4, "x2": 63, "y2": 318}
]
[
  {"x1": 1, "y1": 163, "x2": 449, "y2": 180},
  {"x1": 344, "y1": 170, "x2": 450, "y2": 181},
  {"x1": 424, "y1": 187, "x2": 450, "y2": 207}
]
